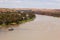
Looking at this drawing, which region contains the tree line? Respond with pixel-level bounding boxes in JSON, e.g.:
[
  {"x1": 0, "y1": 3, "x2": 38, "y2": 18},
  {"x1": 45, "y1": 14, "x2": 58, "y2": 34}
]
[{"x1": 0, "y1": 11, "x2": 36, "y2": 25}]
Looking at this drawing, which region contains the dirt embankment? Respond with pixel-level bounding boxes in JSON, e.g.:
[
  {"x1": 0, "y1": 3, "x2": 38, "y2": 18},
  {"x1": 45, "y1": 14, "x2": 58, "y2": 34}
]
[{"x1": 32, "y1": 9, "x2": 60, "y2": 17}]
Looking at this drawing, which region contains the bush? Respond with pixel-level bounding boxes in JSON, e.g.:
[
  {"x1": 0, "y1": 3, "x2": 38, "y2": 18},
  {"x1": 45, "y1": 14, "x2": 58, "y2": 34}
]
[{"x1": 0, "y1": 11, "x2": 36, "y2": 25}]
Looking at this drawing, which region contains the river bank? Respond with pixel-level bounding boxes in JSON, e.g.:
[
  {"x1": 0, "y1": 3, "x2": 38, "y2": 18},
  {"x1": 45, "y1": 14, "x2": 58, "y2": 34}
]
[{"x1": 0, "y1": 14, "x2": 60, "y2": 40}]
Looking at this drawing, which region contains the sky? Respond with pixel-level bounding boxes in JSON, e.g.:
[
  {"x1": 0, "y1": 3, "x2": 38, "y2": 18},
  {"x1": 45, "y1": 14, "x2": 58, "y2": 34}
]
[{"x1": 0, "y1": 0, "x2": 60, "y2": 9}]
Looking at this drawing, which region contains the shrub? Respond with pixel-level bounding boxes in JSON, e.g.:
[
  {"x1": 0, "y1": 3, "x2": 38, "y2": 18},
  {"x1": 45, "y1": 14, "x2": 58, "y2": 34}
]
[{"x1": 0, "y1": 11, "x2": 36, "y2": 25}]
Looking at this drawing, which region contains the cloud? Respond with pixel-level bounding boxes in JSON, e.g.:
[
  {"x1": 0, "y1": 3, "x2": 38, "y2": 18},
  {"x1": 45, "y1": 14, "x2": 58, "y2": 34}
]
[
  {"x1": 0, "y1": 0, "x2": 60, "y2": 8},
  {"x1": 20, "y1": 1, "x2": 60, "y2": 8},
  {"x1": 0, "y1": 0, "x2": 8, "y2": 2},
  {"x1": 0, "y1": 0, "x2": 22, "y2": 8},
  {"x1": 0, "y1": 0, "x2": 22, "y2": 3}
]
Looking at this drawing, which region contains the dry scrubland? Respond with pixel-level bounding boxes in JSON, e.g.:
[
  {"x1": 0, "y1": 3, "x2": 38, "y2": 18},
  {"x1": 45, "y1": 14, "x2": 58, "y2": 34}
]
[
  {"x1": 13, "y1": 8, "x2": 60, "y2": 17},
  {"x1": 0, "y1": 8, "x2": 60, "y2": 26},
  {"x1": 31, "y1": 9, "x2": 60, "y2": 17}
]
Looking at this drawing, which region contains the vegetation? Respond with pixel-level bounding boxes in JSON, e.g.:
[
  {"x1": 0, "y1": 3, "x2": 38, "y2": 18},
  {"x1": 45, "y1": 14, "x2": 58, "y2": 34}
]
[
  {"x1": 0, "y1": 11, "x2": 36, "y2": 26},
  {"x1": 35, "y1": 11, "x2": 60, "y2": 17}
]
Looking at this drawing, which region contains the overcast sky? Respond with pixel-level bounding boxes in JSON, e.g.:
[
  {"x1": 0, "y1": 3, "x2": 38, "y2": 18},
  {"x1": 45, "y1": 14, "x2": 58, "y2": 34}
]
[{"x1": 0, "y1": 0, "x2": 60, "y2": 9}]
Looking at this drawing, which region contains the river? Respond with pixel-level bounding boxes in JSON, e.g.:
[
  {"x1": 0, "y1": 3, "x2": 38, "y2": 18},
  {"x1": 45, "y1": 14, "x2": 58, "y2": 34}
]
[{"x1": 0, "y1": 14, "x2": 60, "y2": 40}]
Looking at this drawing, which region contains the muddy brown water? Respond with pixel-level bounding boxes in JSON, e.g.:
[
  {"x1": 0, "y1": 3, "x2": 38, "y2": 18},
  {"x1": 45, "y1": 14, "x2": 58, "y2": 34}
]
[{"x1": 0, "y1": 14, "x2": 60, "y2": 40}]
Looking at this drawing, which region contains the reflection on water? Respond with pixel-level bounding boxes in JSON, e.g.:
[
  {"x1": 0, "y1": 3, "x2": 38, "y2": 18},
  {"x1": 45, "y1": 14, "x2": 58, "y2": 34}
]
[
  {"x1": 0, "y1": 14, "x2": 60, "y2": 40},
  {"x1": 0, "y1": 24, "x2": 20, "y2": 31}
]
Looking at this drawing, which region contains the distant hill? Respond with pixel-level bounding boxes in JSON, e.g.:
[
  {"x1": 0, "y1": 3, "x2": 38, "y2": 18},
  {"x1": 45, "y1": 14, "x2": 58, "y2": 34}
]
[
  {"x1": 0, "y1": 8, "x2": 60, "y2": 15},
  {"x1": 0, "y1": 8, "x2": 60, "y2": 17},
  {"x1": 0, "y1": 8, "x2": 60, "y2": 13}
]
